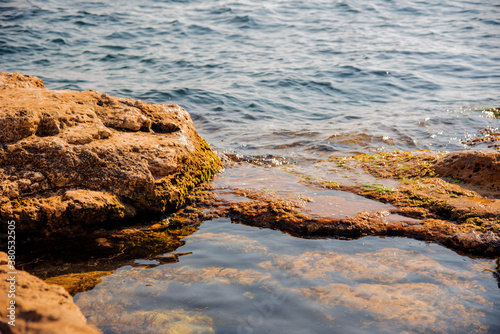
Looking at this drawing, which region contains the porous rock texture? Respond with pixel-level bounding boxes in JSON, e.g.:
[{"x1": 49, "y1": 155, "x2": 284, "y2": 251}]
[
  {"x1": 0, "y1": 72, "x2": 220, "y2": 236},
  {"x1": 0, "y1": 252, "x2": 101, "y2": 334},
  {"x1": 433, "y1": 150, "x2": 500, "y2": 193}
]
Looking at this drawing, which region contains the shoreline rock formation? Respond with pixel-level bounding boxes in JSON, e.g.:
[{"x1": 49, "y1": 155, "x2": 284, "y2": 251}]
[
  {"x1": 0, "y1": 72, "x2": 221, "y2": 237},
  {"x1": 434, "y1": 150, "x2": 500, "y2": 195},
  {"x1": 0, "y1": 252, "x2": 101, "y2": 334},
  {"x1": 0, "y1": 72, "x2": 498, "y2": 333},
  {"x1": 198, "y1": 150, "x2": 500, "y2": 257}
]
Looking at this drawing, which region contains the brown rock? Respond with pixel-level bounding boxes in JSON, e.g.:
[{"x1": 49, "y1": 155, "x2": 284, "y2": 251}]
[
  {"x1": 205, "y1": 153, "x2": 500, "y2": 256},
  {"x1": 0, "y1": 72, "x2": 221, "y2": 236},
  {"x1": 433, "y1": 150, "x2": 500, "y2": 193},
  {"x1": 0, "y1": 252, "x2": 101, "y2": 334}
]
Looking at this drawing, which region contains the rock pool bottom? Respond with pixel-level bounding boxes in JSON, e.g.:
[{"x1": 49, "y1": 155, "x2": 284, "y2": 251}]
[{"x1": 75, "y1": 218, "x2": 499, "y2": 334}]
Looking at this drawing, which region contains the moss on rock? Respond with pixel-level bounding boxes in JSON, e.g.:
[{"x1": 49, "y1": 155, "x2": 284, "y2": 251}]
[{"x1": 0, "y1": 72, "x2": 221, "y2": 238}]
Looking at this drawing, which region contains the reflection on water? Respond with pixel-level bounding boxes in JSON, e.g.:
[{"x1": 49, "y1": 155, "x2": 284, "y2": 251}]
[
  {"x1": 75, "y1": 218, "x2": 499, "y2": 334},
  {"x1": 213, "y1": 163, "x2": 396, "y2": 219}
]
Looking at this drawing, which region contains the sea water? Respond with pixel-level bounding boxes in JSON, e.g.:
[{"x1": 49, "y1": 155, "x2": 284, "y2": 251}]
[
  {"x1": 1, "y1": 0, "x2": 499, "y2": 159},
  {"x1": 74, "y1": 218, "x2": 500, "y2": 333},
  {"x1": 2, "y1": 1, "x2": 499, "y2": 332}
]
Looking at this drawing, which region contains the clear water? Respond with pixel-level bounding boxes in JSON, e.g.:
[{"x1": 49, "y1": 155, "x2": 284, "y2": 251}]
[
  {"x1": 75, "y1": 218, "x2": 500, "y2": 333},
  {"x1": 3, "y1": 1, "x2": 499, "y2": 332},
  {"x1": 1, "y1": 0, "x2": 499, "y2": 159}
]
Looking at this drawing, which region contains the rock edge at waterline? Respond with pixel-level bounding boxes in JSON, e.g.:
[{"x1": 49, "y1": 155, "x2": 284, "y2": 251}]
[
  {"x1": 0, "y1": 252, "x2": 102, "y2": 334},
  {"x1": 0, "y1": 72, "x2": 221, "y2": 237},
  {"x1": 201, "y1": 150, "x2": 500, "y2": 257}
]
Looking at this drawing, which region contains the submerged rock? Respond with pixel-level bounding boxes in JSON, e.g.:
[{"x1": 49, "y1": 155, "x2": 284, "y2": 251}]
[
  {"x1": 19, "y1": 219, "x2": 201, "y2": 295},
  {"x1": 43, "y1": 271, "x2": 112, "y2": 297},
  {"x1": 202, "y1": 150, "x2": 500, "y2": 256},
  {"x1": 0, "y1": 72, "x2": 220, "y2": 237},
  {"x1": 0, "y1": 252, "x2": 101, "y2": 334}
]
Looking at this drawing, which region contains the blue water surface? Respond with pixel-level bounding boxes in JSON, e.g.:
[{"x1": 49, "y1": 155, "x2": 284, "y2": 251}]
[
  {"x1": 1, "y1": 0, "x2": 499, "y2": 158},
  {"x1": 2, "y1": 2, "x2": 500, "y2": 332}
]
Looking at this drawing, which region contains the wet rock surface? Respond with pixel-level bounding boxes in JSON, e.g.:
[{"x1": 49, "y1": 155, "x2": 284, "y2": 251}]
[
  {"x1": 0, "y1": 252, "x2": 101, "y2": 334},
  {"x1": 8, "y1": 149, "x2": 498, "y2": 334},
  {"x1": 0, "y1": 72, "x2": 220, "y2": 237},
  {"x1": 8, "y1": 146, "x2": 500, "y2": 309},
  {"x1": 195, "y1": 150, "x2": 500, "y2": 257}
]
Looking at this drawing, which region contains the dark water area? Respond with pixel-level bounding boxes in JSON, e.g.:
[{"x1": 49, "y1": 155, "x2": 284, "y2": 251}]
[{"x1": 1, "y1": 0, "x2": 500, "y2": 160}]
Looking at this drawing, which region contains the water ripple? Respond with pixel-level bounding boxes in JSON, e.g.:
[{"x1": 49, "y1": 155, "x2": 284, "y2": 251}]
[{"x1": 0, "y1": 0, "x2": 499, "y2": 160}]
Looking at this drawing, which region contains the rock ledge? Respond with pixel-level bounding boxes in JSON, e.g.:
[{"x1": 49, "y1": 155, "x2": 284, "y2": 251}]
[{"x1": 0, "y1": 72, "x2": 221, "y2": 236}]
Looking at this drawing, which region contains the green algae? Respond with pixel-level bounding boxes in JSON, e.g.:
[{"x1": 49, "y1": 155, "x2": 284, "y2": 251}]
[
  {"x1": 262, "y1": 150, "x2": 500, "y2": 255},
  {"x1": 321, "y1": 181, "x2": 344, "y2": 189},
  {"x1": 347, "y1": 150, "x2": 442, "y2": 179},
  {"x1": 142, "y1": 138, "x2": 222, "y2": 214},
  {"x1": 323, "y1": 150, "x2": 499, "y2": 227}
]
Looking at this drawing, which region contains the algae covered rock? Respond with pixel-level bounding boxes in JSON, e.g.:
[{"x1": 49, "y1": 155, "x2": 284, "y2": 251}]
[
  {"x1": 0, "y1": 252, "x2": 101, "y2": 334},
  {"x1": 208, "y1": 150, "x2": 499, "y2": 256},
  {"x1": 0, "y1": 72, "x2": 220, "y2": 236}
]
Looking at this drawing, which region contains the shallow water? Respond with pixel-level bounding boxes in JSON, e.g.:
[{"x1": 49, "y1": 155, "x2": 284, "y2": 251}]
[
  {"x1": 3, "y1": 1, "x2": 500, "y2": 331},
  {"x1": 212, "y1": 162, "x2": 397, "y2": 219},
  {"x1": 1, "y1": 0, "x2": 499, "y2": 159},
  {"x1": 75, "y1": 218, "x2": 500, "y2": 334}
]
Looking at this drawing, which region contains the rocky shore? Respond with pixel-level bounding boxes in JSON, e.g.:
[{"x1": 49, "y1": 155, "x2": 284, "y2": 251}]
[
  {"x1": 0, "y1": 252, "x2": 101, "y2": 334},
  {"x1": 1, "y1": 72, "x2": 499, "y2": 332},
  {"x1": 0, "y1": 72, "x2": 221, "y2": 237},
  {"x1": 202, "y1": 150, "x2": 500, "y2": 256},
  {"x1": 0, "y1": 72, "x2": 221, "y2": 332}
]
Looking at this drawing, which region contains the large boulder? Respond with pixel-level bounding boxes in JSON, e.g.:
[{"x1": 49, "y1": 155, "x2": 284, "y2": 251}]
[
  {"x1": 0, "y1": 252, "x2": 101, "y2": 334},
  {"x1": 0, "y1": 72, "x2": 220, "y2": 236}
]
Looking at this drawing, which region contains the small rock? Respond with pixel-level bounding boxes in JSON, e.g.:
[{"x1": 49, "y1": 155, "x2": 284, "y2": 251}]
[{"x1": 434, "y1": 150, "x2": 500, "y2": 192}]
